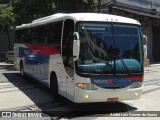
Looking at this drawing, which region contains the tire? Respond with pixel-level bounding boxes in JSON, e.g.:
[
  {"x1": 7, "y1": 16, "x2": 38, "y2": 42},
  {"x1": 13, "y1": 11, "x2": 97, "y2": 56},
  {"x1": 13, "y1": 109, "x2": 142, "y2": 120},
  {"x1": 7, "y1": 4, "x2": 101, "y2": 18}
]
[
  {"x1": 5, "y1": 58, "x2": 8, "y2": 63},
  {"x1": 20, "y1": 62, "x2": 26, "y2": 78},
  {"x1": 50, "y1": 73, "x2": 61, "y2": 101}
]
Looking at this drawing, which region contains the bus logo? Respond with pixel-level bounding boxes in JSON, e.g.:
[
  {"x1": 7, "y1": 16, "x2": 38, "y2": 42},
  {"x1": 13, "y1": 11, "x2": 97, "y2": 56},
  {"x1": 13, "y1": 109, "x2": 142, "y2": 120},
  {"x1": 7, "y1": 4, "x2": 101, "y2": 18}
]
[{"x1": 94, "y1": 79, "x2": 112, "y2": 84}]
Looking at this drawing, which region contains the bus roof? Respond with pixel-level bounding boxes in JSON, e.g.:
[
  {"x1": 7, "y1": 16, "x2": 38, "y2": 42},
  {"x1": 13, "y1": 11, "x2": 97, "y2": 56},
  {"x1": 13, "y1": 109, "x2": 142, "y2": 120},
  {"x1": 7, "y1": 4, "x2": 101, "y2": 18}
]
[{"x1": 16, "y1": 13, "x2": 140, "y2": 30}]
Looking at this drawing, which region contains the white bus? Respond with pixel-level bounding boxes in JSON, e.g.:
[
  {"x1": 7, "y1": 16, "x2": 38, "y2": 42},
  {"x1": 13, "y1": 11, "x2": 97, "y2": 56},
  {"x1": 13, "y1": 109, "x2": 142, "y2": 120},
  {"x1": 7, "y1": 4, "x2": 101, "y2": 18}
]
[{"x1": 14, "y1": 13, "x2": 144, "y2": 103}]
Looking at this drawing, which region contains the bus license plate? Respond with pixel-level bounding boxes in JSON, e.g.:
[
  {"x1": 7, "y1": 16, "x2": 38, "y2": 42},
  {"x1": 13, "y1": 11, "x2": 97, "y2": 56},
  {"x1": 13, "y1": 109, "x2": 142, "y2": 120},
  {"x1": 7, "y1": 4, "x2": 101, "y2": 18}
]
[{"x1": 107, "y1": 98, "x2": 118, "y2": 102}]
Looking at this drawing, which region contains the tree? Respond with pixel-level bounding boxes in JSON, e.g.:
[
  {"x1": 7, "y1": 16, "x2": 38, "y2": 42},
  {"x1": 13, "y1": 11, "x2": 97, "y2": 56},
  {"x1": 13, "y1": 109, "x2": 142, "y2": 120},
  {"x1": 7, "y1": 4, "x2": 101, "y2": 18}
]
[
  {"x1": 11, "y1": 0, "x2": 98, "y2": 24},
  {"x1": 54, "y1": 0, "x2": 98, "y2": 13},
  {"x1": 11, "y1": 0, "x2": 57, "y2": 24},
  {"x1": 0, "y1": 4, "x2": 15, "y2": 50}
]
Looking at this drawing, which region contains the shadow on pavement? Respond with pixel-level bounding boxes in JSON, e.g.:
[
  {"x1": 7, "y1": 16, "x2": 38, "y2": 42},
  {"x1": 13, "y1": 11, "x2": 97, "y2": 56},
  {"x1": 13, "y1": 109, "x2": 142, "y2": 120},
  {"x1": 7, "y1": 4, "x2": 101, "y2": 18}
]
[
  {"x1": 44, "y1": 102, "x2": 137, "y2": 119},
  {"x1": 0, "y1": 64, "x2": 16, "y2": 71},
  {"x1": 2, "y1": 64, "x2": 137, "y2": 118}
]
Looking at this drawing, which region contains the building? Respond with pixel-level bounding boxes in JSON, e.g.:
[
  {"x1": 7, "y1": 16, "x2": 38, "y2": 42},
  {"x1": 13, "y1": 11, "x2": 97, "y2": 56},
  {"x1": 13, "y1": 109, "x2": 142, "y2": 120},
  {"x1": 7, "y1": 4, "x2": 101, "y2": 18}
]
[{"x1": 101, "y1": 0, "x2": 160, "y2": 63}]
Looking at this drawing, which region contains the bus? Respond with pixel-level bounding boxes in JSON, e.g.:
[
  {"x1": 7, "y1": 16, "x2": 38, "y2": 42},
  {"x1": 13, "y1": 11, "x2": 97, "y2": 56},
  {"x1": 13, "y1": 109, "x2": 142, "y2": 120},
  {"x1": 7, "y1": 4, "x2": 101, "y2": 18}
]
[{"x1": 14, "y1": 13, "x2": 144, "y2": 103}]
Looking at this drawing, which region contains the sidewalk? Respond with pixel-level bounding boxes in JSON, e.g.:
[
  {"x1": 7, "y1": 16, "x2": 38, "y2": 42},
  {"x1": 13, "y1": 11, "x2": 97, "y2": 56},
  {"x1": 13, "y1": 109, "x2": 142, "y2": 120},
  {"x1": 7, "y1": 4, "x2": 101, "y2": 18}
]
[{"x1": 144, "y1": 63, "x2": 160, "y2": 72}]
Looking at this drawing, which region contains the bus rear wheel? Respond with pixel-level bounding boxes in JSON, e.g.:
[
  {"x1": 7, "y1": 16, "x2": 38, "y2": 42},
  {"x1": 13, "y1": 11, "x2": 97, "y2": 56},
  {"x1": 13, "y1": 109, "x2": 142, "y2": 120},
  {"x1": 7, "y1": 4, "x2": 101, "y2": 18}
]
[
  {"x1": 20, "y1": 62, "x2": 25, "y2": 78},
  {"x1": 5, "y1": 58, "x2": 8, "y2": 63},
  {"x1": 50, "y1": 73, "x2": 61, "y2": 101}
]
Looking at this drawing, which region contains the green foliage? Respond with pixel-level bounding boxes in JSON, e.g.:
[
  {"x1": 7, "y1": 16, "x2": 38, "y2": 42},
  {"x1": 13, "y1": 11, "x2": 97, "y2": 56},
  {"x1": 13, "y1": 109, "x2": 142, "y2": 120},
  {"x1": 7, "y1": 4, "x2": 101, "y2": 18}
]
[
  {"x1": 54, "y1": 0, "x2": 98, "y2": 13},
  {"x1": 0, "y1": 0, "x2": 98, "y2": 50},
  {"x1": 0, "y1": 4, "x2": 15, "y2": 34},
  {"x1": 11, "y1": 0, "x2": 98, "y2": 24},
  {"x1": 11, "y1": 0, "x2": 57, "y2": 24},
  {"x1": 0, "y1": 4, "x2": 15, "y2": 50}
]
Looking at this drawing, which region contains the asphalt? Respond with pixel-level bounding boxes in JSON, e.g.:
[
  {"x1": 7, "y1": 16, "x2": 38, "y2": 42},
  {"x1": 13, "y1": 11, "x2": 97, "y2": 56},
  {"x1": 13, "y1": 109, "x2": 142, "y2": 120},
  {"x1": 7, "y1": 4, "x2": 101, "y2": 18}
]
[{"x1": 0, "y1": 62, "x2": 160, "y2": 120}]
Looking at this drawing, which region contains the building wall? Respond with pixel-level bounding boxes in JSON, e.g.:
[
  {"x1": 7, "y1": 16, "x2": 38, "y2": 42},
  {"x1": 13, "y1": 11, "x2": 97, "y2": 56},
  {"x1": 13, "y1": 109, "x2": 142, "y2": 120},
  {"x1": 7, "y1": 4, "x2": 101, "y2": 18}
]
[
  {"x1": 115, "y1": 0, "x2": 160, "y2": 12},
  {"x1": 0, "y1": 31, "x2": 15, "y2": 60},
  {"x1": 141, "y1": 23, "x2": 153, "y2": 61},
  {"x1": 152, "y1": 25, "x2": 160, "y2": 62}
]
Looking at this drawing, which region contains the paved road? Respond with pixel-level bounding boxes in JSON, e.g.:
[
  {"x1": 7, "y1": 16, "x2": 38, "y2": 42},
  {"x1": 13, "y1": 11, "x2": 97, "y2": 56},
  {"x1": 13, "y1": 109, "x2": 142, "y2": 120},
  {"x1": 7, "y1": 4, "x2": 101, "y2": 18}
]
[{"x1": 0, "y1": 62, "x2": 160, "y2": 120}]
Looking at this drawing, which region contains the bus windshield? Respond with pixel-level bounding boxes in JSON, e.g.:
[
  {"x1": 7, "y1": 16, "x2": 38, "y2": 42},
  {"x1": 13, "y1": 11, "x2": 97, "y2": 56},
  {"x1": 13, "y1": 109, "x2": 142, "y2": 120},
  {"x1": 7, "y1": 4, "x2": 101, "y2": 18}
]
[{"x1": 76, "y1": 22, "x2": 143, "y2": 75}]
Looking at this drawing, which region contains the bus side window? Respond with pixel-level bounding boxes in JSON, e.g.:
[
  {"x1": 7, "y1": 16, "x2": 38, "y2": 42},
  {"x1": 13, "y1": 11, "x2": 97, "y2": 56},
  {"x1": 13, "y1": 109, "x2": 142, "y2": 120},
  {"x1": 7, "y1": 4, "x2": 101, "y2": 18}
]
[
  {"x1": 15, "y1": 30, "x2": 21, "y2": 43},
  {"x1": 18, "y1": 29, "x2": 31, "y2": 44},
  {"x1": 48, "y1": 24, "x2": 55, "y2": 45},
  {"x1": 47, "y1": 21, "x2": 62, "y2": 52},
  {"x1": 32, "y1": 28, "x2": 39, "y2": 44},
  {"x1": 39, "y1": 26, "x2": 49, "y2": 44},
  {"x1": 24, "y1": 29, "x2": 32, "y2": 43}
]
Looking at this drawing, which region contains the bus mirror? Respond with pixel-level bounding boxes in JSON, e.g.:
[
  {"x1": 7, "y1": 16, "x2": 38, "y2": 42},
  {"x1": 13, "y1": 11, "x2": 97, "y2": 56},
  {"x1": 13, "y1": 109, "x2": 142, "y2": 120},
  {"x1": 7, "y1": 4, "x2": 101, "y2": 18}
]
[
  {"x1": 143, "y1": 35, "x2": 147, "y2": 44},
  {"x1": 143, "y1": 35, "x2": 148, "y2": 59},
  {"x1": 73, "y1": 32, "x2": 80, "y2": 61},
  {"x1": 73, "y1": 40, "x2": 80, "y2": 61}
]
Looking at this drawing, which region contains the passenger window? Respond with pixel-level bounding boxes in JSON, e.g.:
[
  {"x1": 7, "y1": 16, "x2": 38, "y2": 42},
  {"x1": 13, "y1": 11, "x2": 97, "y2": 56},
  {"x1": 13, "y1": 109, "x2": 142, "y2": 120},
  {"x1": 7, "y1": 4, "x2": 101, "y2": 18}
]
[
  {"x1": 32, "y1": 27, "x2": 39, "y2": 44},
  {"x1": 16, "y1": 29, "x2": 32, "y2": 43}
]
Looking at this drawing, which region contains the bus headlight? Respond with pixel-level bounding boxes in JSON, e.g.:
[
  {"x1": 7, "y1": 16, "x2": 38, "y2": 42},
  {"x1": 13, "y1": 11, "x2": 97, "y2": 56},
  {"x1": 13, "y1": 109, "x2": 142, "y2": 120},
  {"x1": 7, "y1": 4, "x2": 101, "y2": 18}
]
[
  {"x1": 77, "y1": 83, "x2": 98, "y2": 90},
  {"x1": 130, "y1": 82, "x2": 143, "y2": 88}
]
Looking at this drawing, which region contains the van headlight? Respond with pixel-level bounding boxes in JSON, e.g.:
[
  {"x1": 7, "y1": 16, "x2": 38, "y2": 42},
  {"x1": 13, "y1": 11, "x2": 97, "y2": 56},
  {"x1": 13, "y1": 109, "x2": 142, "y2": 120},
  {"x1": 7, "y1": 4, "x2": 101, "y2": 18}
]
[
  {"x1": 130, "y1": 82, "x2": 143, "y2": 88},
  {"x1": 77, "y1": 83, "x2": 98, "y2": 90}
]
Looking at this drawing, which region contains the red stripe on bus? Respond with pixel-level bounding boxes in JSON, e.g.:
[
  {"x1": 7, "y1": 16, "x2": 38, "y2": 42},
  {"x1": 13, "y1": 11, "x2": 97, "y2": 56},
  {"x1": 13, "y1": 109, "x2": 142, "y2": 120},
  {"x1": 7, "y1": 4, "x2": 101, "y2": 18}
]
[
  {"x1": 26, "y1": 44, "x2": 59, "y2": 55},
  {"x1": 125, "y1": 76, "x2": 143, "y2": 80}
]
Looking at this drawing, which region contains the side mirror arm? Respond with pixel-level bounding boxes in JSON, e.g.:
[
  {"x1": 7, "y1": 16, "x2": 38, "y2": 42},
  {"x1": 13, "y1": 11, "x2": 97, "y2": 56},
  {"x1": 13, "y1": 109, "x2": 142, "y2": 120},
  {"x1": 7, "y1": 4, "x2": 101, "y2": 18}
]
[
  {"x1": 74, "y1": 32, "x2": 79, "y2": 40},
  {"x1": 73, "y1": 32, "x2": 80, "y2": 61}
]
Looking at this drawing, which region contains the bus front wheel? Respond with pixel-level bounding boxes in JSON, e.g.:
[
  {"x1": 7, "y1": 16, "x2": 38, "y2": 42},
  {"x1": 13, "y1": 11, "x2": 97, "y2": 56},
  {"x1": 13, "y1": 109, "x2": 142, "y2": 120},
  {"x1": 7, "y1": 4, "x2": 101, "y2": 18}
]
[{"x1": 50, "y1": 73, "x2": 61, "y2": 101}]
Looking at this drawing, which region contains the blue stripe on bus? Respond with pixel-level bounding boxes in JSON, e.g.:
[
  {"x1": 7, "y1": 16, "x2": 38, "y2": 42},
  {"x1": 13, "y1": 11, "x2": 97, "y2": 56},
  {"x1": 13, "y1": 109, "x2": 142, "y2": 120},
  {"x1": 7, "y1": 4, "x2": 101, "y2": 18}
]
[
  {"x1": 19, "y1": 47, "x2": 49, "y2": 65},
  {"x1": 90, "y1": 77, "x2": 142, "y2": 88},
  {"x1": 19, "y1": 47, "x2": 50, "y2": 83}
]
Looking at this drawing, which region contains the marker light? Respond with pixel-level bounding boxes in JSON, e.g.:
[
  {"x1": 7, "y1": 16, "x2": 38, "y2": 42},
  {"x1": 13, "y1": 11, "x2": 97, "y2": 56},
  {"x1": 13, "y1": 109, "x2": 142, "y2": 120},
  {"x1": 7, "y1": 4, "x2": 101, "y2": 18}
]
[
  {"x1": 77, "y1": 83, "x2": 85, "y2": 89},
  {"x1": 135, "y1": 93, "x2": 139, "y2": 96},
  {"x1": 77, "y1": 83, "x2": 98, "y2": 90},
  {"x1": 85, "y1": 95, "x2": 89, "y2": 99}
]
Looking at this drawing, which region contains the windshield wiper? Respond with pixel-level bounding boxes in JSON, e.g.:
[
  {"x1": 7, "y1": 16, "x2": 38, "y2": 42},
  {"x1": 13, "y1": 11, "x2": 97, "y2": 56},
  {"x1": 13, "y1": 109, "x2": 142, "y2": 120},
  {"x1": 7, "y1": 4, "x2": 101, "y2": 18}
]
[
  {"x1": 104, "y1": 57, "x2": 113, "y2": 70},
  {"x1": 116, "y1": 55, "x2": 130, "y2": 75}
]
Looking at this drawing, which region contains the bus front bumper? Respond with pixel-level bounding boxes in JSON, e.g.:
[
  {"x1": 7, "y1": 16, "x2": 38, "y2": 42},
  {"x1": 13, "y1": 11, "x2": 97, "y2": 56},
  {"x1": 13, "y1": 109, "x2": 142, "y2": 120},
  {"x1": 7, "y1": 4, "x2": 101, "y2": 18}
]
[{"x1": 73, "y1": 86, "x2": 143, "y2": 103}]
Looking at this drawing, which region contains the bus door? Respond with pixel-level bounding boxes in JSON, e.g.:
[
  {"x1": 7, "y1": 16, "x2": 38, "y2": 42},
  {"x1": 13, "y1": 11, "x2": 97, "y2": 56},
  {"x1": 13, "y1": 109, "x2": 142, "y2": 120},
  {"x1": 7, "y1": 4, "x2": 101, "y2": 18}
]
[{"x1": 62, "y1": 19, "x2": 75, "y2": 99}]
